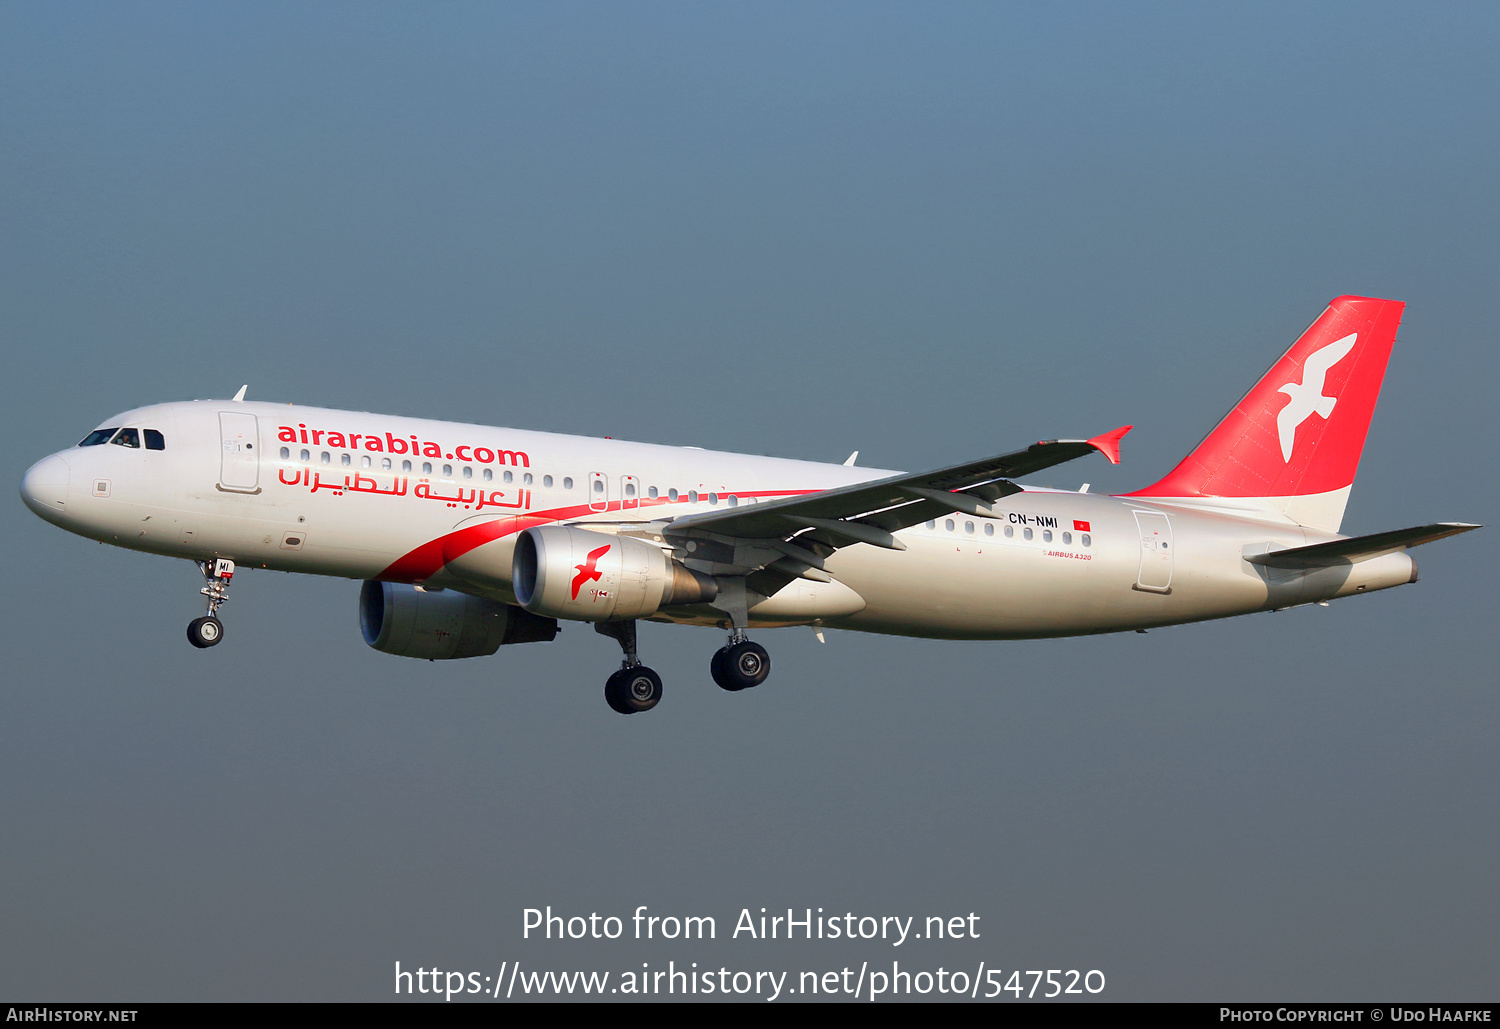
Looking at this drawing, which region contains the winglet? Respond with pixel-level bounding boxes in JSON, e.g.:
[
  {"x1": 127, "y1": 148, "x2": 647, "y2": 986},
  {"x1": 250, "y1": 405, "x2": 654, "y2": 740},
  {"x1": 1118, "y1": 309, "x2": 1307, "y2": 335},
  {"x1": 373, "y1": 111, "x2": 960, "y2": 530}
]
[
  {"x1": 232, "y1": 385, "x2": 248, "y2": 402},
  {"x1": 1086, "y1": 425, "x2": 1131, "y2": 465}
]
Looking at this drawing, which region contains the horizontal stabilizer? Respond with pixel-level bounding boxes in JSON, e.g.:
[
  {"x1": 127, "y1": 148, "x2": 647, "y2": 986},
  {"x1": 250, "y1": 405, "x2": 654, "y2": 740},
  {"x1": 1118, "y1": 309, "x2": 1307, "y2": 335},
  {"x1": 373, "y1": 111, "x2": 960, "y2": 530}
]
[{"x1": 1245, "y1": 522, "x2": 1481, "y2": 568}]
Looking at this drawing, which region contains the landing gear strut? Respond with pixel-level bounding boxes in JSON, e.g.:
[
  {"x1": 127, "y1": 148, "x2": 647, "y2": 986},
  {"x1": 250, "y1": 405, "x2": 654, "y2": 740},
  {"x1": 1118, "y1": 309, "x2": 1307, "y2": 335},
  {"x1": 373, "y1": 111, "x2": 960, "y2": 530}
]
[
  {"x1": 595, "y1": 620, "x2": 662, "y2": 714},
  {"x1": 711, "y1": 627, "x2": 771, "y2": 692},
  {"x1": 187, "y1": 558, "x2": 234, "y2": 649}
]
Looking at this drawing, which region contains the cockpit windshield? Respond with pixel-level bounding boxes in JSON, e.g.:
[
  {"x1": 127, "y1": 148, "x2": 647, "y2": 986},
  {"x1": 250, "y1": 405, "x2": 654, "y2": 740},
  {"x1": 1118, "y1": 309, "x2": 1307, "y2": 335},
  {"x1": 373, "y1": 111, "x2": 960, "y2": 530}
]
[
  {"x1": 79, "y1": 428, "x2": 119, "y2": 447},
  {"x1": 77, "y1": 427, "x2": 166, "y2": 449}
]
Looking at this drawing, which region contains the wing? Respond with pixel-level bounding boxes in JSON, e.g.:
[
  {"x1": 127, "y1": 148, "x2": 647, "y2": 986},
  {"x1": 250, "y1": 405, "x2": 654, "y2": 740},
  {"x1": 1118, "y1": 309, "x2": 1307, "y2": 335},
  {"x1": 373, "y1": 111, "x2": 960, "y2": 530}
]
[{"x1": 659, "y1": 427, "x2": 1131, "y2": 588}]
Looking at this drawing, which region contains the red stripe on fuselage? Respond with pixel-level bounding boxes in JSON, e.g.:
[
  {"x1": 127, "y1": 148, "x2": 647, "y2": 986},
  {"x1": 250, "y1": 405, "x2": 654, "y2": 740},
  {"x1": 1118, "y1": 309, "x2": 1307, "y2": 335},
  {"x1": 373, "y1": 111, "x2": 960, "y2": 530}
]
[{"x1": 375, "y1": 490, "x2": 820, "y2": 583}]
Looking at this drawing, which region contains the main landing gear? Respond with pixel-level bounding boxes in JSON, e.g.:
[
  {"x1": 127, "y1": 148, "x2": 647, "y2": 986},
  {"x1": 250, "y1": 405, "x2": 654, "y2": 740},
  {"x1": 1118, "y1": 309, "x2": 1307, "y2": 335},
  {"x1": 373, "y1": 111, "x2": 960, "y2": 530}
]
[
  {"x1": 595, "y1": 620, "x2": 663, "y2": 715},
  {"x1": 711, "y1": 628, "x2": 770, "y2": 692},
  {"x1": 187, "y1": 558, "x2": 235, "y2": 649},
  {"x1": 593, "y1": 622, "x2": 773, "y2": 713}
]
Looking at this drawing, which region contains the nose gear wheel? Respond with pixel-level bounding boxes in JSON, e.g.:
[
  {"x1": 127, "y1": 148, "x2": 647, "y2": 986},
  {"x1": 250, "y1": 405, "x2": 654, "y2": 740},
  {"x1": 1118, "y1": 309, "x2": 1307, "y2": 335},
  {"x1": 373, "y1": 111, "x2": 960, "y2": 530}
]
[{"x1": 187, "y1": 616, "x2": 224, "y2": 648}]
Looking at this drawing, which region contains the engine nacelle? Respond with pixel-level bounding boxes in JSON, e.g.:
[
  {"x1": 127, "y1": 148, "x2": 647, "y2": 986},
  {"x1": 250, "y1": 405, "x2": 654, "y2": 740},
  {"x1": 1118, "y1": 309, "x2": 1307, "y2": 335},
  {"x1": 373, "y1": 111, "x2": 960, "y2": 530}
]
[
  {"x1": 360, "y1": 580, "x2": 559, "y2": 660},
  {"x1": 513, "y1": 526, "x2": 716, "y2": 621}
]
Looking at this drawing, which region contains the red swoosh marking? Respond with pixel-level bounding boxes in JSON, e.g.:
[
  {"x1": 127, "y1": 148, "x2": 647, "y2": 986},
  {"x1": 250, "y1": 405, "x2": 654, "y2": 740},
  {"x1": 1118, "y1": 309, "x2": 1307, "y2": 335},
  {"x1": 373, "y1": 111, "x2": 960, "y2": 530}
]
[{"x1": 375, "y1": 490, "x2": 822, "y2": 583}]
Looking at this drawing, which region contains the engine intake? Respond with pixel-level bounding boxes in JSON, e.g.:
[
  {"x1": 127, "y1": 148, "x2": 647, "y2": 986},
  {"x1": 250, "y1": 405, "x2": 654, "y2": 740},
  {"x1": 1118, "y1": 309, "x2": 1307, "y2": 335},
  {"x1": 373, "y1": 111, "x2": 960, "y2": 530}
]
[
  {"x1": 513, "y1": 526, "x2": 716, "y2": 621},
  {"x1": 360, "y1": 580, "x2": 559, "y2": 660}
]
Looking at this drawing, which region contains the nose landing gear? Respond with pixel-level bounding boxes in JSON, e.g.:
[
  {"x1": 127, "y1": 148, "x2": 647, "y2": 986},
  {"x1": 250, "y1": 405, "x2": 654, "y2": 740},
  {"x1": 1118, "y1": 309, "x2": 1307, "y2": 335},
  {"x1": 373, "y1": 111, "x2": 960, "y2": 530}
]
[
  {"x1": 187, "y1": 559, "x2": 234, "y2": 649},
  {"x1": 595, "y1": 620, "x2": 663, "y2": 714},
  {"x1": 711, "y1": 628, "x2": 770, "y2": 692}
]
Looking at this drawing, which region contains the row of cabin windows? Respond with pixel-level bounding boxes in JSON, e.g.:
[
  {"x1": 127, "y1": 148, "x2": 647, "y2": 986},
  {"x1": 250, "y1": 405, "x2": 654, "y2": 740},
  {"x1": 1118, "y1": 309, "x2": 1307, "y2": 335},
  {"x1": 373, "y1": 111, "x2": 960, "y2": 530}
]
[
  {"x1": 279, "y1": 447, "x2": 551, "y2": 485},
  {"x1": 924, "y1": 518, "x2": 1092, "y2": 547},
  {"x1": 79, "y1": 427, "x2": 166, "y2": 450},
  {"x1": 275, "y1": 448, "x2": 755, "y2": 505},
  {"x1": 646, "y1": 487, "x2": 751, "y2": 506}
]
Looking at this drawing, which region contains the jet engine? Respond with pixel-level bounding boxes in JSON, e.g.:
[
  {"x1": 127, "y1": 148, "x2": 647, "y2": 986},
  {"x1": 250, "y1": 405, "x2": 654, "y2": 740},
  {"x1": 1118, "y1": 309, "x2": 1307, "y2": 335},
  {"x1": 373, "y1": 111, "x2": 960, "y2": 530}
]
[
  {"x1": 360, "y1": 580, "x2": 559, "y2": 660},
  {"x1": 513, "y1": 526, "x2": 717, "y2": 621}
]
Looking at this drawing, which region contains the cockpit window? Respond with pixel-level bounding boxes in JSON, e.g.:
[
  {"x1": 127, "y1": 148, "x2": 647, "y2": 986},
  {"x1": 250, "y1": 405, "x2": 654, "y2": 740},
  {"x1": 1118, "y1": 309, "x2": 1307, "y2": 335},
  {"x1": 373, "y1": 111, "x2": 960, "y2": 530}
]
[
  {"x1": 144, "y1": 429, "x2": 165, "y2": 450},
  {"x1": 110, "y1": 428, "x2": 141, "y2": 448},
  {"x1": 79, "y1": 428, "x2": 118, "y2": 447}
]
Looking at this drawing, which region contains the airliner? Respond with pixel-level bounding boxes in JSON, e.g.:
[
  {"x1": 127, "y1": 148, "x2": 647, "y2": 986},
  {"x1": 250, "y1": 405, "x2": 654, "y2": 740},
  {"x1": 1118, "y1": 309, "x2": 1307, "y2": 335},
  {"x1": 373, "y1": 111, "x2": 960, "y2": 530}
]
[{"x1": 20, "y1": 296, "x2": 1478, "y2": 713}]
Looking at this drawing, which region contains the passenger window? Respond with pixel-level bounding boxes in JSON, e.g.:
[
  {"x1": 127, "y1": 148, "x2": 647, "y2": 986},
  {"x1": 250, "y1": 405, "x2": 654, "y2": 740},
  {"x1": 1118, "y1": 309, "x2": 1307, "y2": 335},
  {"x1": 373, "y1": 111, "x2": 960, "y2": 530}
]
[
  {"x1": 543, "y1": 475, "x2": 554, "y2": 488},
  {"x1": 1082, "y1": 533, "x2": 1091, "y2": 547},
  {"x1": 422, "y1": 462, "x2": 432, "y2": 474},
  {"x1": 984, "y1": 523, "x2": 994, "y2": 536},
  {"x1": 708, "y1": 492, "x2": 718, "y2": 505},
  {"x1": 1005, "y1": 525, "x2": 1014, "y2": 538},
  {"x1": 79, "y1": 428, "x2": 119, "y2": 447},
  {"x1": 524, "y1": 473, "x2": 534, "y2": 485},
  {"x1": 341, "y1": 453, "x2": 351, "y2": 467},
  {"x1": 563, "y1": 477, "x2": 573, "y2": 490},
  {"x1": 383, "y1": 458, "x2": 393, "y2": 471},
  {"x1": 280, "y1": 447, "x2": 290, "y2": 459},
  {"x1": 728, "y1": 495, "x2": 738, "y2": 507},
  {"x1": 110, "y1": 428, "x2": 141, "y2": 448},
  {"x1": 593, "y1": 479, "x2": 604, "y2": 493},
  {"x1": 926, "y1": 520, "x2": 936, "y2": 529},
  {"x1": 1023, "y1": 527, "x2": 1033, "y2": 540},
  {"x1": 442, "y1": 464, "x2": 453, "y2": 477},
  {"x1": 462, "y1": 467, "x2": 472, "y2": 479},
  {"x1": 944, "y1": 519, "x2": 954, "y2": 531},
  {"x1": 648, "y1": 486, "x2": 659, "y2": 499},
  {"x1": 301, "y1": 449, "x2": 311, "y2": 462},
  {"x1": 625, "y1": 482, "x2": 637, "y2": 497},
  {"x1": 688, "y1": 490, "x2": 699, "y2": 503},
  {"x1": 668, "y1": 488, "x2": 679, "y2": 501},
  {"x1": 482, "y1": 468, "x2": 492, "y2": 481},
  {"x1": 964, "y1": 521, "x2": 974, "y2": 534},
  {"x1": 144, "y1": 430, "x2": 165, "y2": 450},
  {"x1": 1062, "y1": 532, "x2": 1072, "y2": 544},
  {"x1": 362, "y1": 455, "x2": 372, "y2": 468},
  {"x1": 321, "y1": 452, "x2": 331, "y2": 464},
  {"x1": 402, "y1": 460, "x2": 412, "y2": 472},
  {"x1": 1043, "y1": 530, "x2": 1052, "y2": 542},
  {"x1": 503, "y1": 470, "x2": 513, "y2": 483}
]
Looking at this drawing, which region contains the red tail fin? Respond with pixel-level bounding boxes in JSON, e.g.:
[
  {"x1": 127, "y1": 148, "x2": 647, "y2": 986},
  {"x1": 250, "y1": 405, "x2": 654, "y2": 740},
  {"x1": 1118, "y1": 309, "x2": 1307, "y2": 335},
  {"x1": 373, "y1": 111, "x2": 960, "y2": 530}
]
[{"x1": 1126, "y1": 296, "x2": 1404, "y2": 531}]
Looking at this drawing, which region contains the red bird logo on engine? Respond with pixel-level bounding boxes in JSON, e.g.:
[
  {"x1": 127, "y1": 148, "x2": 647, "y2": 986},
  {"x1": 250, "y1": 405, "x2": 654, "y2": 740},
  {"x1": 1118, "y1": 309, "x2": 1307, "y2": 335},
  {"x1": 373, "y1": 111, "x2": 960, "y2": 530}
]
[{"x1": 571, "y1": 544, "x2": 612, "y2": 600}]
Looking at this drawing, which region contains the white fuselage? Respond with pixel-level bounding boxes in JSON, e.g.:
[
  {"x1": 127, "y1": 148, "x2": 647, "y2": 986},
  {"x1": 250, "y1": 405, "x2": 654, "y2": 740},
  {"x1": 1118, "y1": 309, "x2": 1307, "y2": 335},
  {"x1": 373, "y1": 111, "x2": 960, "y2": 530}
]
[{"x1": 22, "y1": 400, "x2": 1415, "y2": 640}]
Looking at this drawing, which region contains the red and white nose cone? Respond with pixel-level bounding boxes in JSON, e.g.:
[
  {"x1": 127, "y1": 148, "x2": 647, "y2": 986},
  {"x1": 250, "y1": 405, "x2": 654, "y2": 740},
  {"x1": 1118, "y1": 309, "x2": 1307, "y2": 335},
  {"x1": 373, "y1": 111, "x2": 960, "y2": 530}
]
[{"x1": 20, "y1": 453, "x2": 70, "y2": 522}]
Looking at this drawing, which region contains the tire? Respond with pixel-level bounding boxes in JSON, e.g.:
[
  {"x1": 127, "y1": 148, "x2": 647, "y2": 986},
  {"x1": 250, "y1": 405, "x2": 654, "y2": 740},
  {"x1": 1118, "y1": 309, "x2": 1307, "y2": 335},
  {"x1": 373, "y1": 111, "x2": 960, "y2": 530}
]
[
  {"x1": 717, "y1": 641, "x2": 770, "y2": 691},
  {"x1": 605, "y1": 666, "x2": 662, "y2": 714},
  {"x1": 604, "y1": 671, "x2": 633, "y2": 714},
  {"x1": 710, "y1": 647, "x2": 743, "y2": 691},
  {"x1": 187, "y1": 616, "x2": 224, "y2": 649}
]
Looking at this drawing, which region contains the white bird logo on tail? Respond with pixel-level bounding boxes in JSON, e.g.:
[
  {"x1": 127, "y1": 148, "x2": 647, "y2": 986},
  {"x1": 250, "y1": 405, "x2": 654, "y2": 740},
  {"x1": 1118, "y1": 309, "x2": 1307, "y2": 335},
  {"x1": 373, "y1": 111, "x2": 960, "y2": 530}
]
[{"x1": 1275, "y1": 332, "x2": 1357, "y2": 462}]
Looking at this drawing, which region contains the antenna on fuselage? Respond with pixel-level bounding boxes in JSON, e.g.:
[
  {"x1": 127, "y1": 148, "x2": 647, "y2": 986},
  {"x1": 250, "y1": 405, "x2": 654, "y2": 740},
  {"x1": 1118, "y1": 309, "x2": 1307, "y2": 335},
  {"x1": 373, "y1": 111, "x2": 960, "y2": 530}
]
[
  {"x1": 843, "y1": 451, "x2": 858, "y2": 466},
  {"x1": 232, "y1": 385, "x2": 248, "y2": 402}
]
